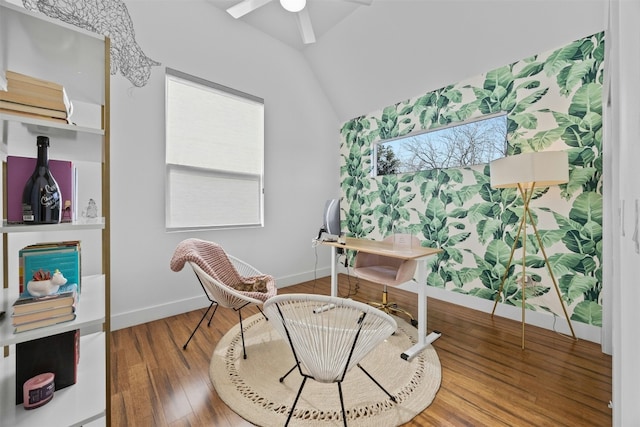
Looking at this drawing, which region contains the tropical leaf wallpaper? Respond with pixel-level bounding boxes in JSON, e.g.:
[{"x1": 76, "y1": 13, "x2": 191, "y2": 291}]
[{"x1": 339, "y1": 32, "x2": 605, "y2": 327}]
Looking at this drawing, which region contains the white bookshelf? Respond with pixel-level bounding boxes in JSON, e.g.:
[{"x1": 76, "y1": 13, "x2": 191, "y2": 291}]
[{"x1": 0, "y1": 1, "x2": 111, "y2": 425}]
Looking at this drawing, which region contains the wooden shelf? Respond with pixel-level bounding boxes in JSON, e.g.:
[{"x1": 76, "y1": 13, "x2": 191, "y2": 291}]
[
  {"x1": 0, "y1": 332, "x2": 106, "y2": 427},
  {"x1": 0, "y1": 275, "x2": 105, "y2": 347},
  {"x1": 0, "y1": 219, "x2": 105, "y2": 234},
  {"x1": 0, "y1": 112, "x2": 105, "y2": 136}
]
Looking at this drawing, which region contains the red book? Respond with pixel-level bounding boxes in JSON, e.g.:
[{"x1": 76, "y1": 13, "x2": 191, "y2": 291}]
[{"x1": 6, "y1": 156, "x2": 74, "y2": 224}]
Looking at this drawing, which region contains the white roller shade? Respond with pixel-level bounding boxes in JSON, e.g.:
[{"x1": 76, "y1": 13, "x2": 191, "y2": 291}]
[{"x1": 165, "y1": 68, "x2": 264, "y2": 230}]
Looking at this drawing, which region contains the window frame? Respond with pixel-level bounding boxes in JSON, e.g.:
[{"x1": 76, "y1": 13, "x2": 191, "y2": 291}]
[
  {"x1": 165, "y1": 68, "x2": 265, "y2": 232},
  {"x1": 373, "y1": 112, "x2": 508, "y2": 176}
]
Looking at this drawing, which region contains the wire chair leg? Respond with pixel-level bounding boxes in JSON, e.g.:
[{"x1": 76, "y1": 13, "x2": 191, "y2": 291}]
[
  {"x1": 279, "y1": 363, "x2": 300, "y2": 383},
  {"x1": 206, "y1": 304, "x2": 219, "y2": 327},
  {"x1": 337, "y1": 381, "x2": 348, "y2": 427},
  {"x1": 238, "y1": 309, "x2": 248, "y2": 359},
  {"x1": 285, "y1": 376, "x2": 308, "y2": 427},
  {"x1": 257, "y1": 305, "x2": 268, "y2": 321},
  {"x1": 357, "y1": 363, "x2": 397, "y2": 402},
  {"x1": 183, "y1": 301, "x2": 216, "y2": 350}
]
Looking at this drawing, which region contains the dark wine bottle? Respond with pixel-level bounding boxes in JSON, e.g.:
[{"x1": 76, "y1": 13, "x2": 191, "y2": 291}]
[{"x1": 21, "y1": 136, "x2": 62, "y2": 224}]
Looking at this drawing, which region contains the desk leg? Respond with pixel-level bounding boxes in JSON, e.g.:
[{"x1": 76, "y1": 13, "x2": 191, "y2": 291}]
[
  {"x1": 330, "y1": 246, "x2": 338, "y2": 297},
  {"x1": 401, "y1": 258, "x2": 442, "y2": 361}
]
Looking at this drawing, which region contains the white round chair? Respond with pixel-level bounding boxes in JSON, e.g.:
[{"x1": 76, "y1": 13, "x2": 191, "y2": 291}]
[{"x1": 263, "y1": 293, "x2": 398, "y2": 427}]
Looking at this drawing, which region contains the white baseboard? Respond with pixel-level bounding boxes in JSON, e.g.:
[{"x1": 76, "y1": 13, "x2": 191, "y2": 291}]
[
  {"x1": 335, "y1": 264, "x2": 602, "y2": 344},
  {"x1": 111, "y1": 266, "x2": 602, "y2": 346},
  {"x1": 110, "y1": 295, "x2": 207, "y2": 331},
  {"x1": 275, "y1": 268, "x2": 331, "y2": 288},
  {"x1": 110, "y1": 268, "x2": 331, "y2": 331},
  {"x1": 426, "y1": 286, "x2": 602, "y2": 344}
]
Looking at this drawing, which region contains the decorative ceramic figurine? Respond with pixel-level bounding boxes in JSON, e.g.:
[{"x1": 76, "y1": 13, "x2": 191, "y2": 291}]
[
  {"x1": 85, "y1": 198, "x2": 98, "y2": 218},
  {"x1": 26, "y1": 269, "x2": 67, "y2": 297}
]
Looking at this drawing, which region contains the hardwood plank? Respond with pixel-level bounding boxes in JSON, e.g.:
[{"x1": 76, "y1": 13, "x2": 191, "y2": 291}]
[{"x1": 111, "y1": 274, "x2": 612, "y2": 426}]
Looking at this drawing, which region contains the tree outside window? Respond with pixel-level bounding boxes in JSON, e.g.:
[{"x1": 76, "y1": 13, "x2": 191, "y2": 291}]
[{"x1": 376, "y1": 114, "x2": 507, "y2": 175}]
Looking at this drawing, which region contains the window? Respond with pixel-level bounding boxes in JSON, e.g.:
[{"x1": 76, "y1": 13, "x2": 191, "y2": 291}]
[
  {"x1": 375, "y1": 114, "x2": 507, "y2": 175},
  {"x1": 165, "y1": 68, "x2": 264, "y2": 231}
]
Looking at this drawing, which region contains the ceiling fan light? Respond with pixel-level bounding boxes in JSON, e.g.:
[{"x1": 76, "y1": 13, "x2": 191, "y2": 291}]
[{"x1": 280, "y1": 0, "x2": 306, "y2": 13}]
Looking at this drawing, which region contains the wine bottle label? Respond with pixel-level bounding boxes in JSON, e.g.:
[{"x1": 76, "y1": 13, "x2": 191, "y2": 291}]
[
  {"x1": 22, "y1": 203, "x2": 34, "y2": 222},
  {"x1": 41, "y1": 184, "x2": 60, "y2": 208}
]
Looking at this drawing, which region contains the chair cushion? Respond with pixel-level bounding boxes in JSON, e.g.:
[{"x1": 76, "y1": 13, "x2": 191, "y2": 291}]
[{"x1": 229, "y1": 276, "x2": 270, "y2": 293}]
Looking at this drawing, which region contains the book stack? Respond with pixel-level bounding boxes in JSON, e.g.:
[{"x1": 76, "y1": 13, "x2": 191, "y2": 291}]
[
  {"x1": 11, "y1": 283, "x2": 78, "y2": 333},
  {"x1": 0, "y1": 70, "x2": 72, "y2": 123}
]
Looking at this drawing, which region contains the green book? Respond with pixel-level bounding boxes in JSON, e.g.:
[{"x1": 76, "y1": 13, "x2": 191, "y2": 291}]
[{"x1": 19, "y1": 241, "x2": 81, "y2": 294}]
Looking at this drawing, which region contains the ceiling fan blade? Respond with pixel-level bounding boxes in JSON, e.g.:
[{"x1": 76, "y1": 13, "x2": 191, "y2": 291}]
[
  {"x1": 296, "y1": 8, "x2": 316, "y2": 44},
  {"x1": 227, "y1": 0, "x2": 274, "y2": 19},
  {"x1": 343, "y1": 0, "x2": 373, "y2": 5}
]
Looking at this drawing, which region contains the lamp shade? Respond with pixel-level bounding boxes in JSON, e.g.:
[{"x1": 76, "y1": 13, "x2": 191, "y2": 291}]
[
  {"x1": 280, "y1": 0, "x2": 306, "y2": 12},
  {"x1": 490, "y1": 151, "x2": 568, "y2": 189}
]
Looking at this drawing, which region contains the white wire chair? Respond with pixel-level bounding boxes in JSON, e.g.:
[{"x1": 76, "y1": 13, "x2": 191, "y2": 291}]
[
  {"x1": 170, "y1": 238, "x2": 277, "y2": 358},
  {"x1": 263, "y1": 293, "x2": 398, "y2": 427}
]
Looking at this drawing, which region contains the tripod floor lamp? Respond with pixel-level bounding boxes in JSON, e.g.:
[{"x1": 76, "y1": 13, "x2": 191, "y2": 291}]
[{"x1": 489, "y1": 151, "x2": 577, "y2": 349}]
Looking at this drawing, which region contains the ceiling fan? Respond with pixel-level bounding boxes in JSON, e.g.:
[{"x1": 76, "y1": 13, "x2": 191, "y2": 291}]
[{"x1": 227, "y1": 0, "x2": 373, "y2": 45}]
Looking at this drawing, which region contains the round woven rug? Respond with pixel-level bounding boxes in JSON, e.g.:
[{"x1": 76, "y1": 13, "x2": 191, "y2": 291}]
[{"x1": 209, "y1": 312, "x2": 441, "y2": 426}]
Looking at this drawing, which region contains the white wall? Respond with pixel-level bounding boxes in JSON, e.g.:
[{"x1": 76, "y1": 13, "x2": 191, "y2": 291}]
[{"x1": 109, "y1": 1, "x2": 340, "y2": 329}]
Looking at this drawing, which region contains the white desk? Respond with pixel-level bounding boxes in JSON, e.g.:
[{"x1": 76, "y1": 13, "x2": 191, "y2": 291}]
[{"x1": 322, "y1": 237, "x2": 443, "y2": 361}]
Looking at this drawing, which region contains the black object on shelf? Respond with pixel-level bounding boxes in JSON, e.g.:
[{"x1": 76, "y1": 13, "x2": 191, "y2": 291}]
[
  {"x1": 15, "y1": 329, "x2": 79, "y2": 405},
  {"x1": 21, "y1": 135, "x2": 62, "y2": 225}
]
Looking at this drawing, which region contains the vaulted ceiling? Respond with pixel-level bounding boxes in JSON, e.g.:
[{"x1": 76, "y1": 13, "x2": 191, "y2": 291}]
[{"x1": 207, "y1": 0, "x2": 608, "y2": 122}]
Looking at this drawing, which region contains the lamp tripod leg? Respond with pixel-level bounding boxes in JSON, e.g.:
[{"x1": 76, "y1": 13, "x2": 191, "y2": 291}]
[
  {"x1": 492, "y1": 214, "x2": 527, "y2": 316},
  {"x1": 521, "y1": 203, "x2": 528, "y2": 350},
  {"x1": 526, "y1": 208, "x2": 577, "y2": 341},
  {"x1": 494, "y1": 184, "x2": 533, "y2": 350},
  {"x1": 517, "y1": 184, "x2": 536, "y2": 350},
  {"x1": 492, "y1": 182, "x2": 576, "y2": 348}
]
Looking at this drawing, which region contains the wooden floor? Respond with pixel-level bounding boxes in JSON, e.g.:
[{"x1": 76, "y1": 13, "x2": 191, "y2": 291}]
[{"x1": 110, "y1": 275, "x2": 612, "y2": 426}]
